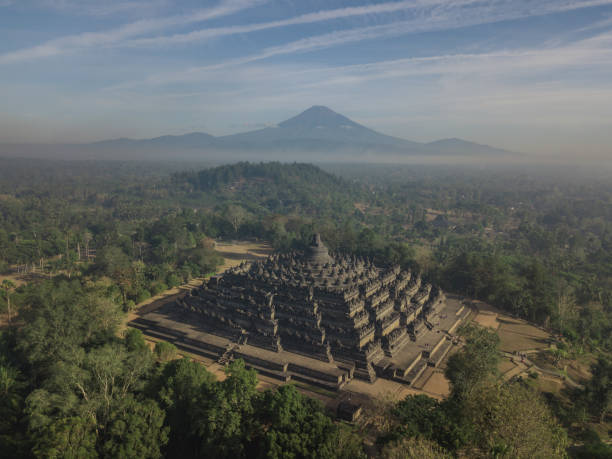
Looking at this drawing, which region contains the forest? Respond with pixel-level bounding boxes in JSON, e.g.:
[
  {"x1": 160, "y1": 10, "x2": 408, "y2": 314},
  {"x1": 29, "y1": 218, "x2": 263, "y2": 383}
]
[{"x1": 0, "y1": 158, "x2": 610, "y2": 458}]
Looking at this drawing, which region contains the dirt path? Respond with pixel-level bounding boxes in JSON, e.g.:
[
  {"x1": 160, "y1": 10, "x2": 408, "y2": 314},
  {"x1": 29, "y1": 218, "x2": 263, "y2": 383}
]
[{"x1": 214, "y1": 240, "x2": 273, "y2": 272}]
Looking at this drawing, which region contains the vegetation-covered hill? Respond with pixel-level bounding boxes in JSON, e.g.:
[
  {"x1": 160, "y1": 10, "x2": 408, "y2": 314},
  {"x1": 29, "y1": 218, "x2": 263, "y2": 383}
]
[{"x1": 171, "y1": 161, "x2": 363, "y2": 216}]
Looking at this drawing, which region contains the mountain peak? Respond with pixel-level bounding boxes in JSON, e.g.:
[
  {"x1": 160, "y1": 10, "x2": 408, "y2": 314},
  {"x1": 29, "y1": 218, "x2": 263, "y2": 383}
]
[
  {"x1": 72, "y1": 106, "x2": 517, "y2": 160},
  {"x1": 278, "y1": 106, "x2": 361, "y2": 130},
  {"x1": 307, "y1": 105, "x2": 332, "y2": 110}
]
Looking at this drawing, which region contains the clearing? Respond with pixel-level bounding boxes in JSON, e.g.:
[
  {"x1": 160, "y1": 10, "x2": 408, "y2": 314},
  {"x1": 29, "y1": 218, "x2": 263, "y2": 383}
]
[
  {"x1": 472, "y1": 300, "x2": 550, "y2": 352},
  {"x1": 214, "y1": 240, "x2": 273, "y2": 272}
]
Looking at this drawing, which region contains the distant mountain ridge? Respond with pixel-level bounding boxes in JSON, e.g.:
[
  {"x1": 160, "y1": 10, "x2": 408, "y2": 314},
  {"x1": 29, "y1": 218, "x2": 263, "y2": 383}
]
[{"x1": 0, "y1": 106, "x2": 518, "y2": 161}]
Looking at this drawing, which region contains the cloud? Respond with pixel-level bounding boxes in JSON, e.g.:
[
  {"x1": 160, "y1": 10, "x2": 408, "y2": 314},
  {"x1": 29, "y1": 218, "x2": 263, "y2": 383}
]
[
  {"x1": 125, "y1": 0, "x2": 480, "y2": 47},
  {"x1": 4, "y1": 0, "x2": 611, "y2": 66},
  {"x1": 118, "y1": 0, "x2": 612, "y2": 90},
  {"x1": 0, "y1": 0, "x2": 265, "y2": 64},
  {"x1": 292, "y1": 34, "x2": 612, "y2": 88},
  {"x1": 95, "y1": 29, "x2": 612, "y2": 127},
  {"x1": 123, "y1": 0, "x2": 612, "y2": 48},
  {"x1": 106, "y1": 30, "x2": 612, "y2": 123}
]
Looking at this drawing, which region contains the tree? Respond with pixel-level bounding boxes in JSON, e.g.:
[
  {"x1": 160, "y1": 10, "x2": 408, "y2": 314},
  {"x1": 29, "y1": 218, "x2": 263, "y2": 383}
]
[
  {"x1": 392, "y1": 395, "x2": 445, "y2": 440},
  {"x1": 28, "y1": 411, "x2": 97, "y2": 459},
  {"x1": 17, "y1": 282, "x2": 123, "y2": 374},
  {"x1": 255, "y1": 384, "x2": 364, "y2": 459},
  {"x1": 155, "y1": 358, "x2": 216, "y2": 458},
  {"x1": 583, "y1": 357, "x2": 612, "y2": 423},
  {"x1": 445, "y1": 324, "x2": 500, "y2": 400},
  {"x1": 180, "y1": 240, "x2": 223, "y2": 276},
  {"x1": 82, "y1": 230, "x2": 93, "y2": 261},
  {"x1": 0, "y1": 362, "x2": 27, "y2": 455},
  {"x1": 25, "y1": 343, "x2": 156, "y2": 458},
  {"x1": 191, "y1": 359, "x2": 258, "y2": 457},
  {"x1": 460, "y1": 382, "x2": 568, "y2": 458},
  {"x1": 226, "y1": 205, "x2": 248, "y2": 234},
  {"x1": 556, "y1": 289, "x2": 577, "y2": 333},
  {"x1": 100, "y1": 396, "x2": 168, "y2": 459},
  {"x1": 389, "y1": 394, "x2": 469, "y2": 451},
  {"x1": 1, "y1": 279, "x2": 16, "y2": 327},
  {"x1": 95, "y1": 246, "x2": 132, "y2": 303}
]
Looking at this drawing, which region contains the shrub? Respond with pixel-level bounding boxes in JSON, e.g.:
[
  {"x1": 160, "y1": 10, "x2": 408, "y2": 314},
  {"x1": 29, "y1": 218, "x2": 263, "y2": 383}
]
[
  {"x1": 133, "y1": 289, "x2": 151, "y2": 304},
  {"x1": 154, "y1": 341, "x2": 178, "y2": 362},
  {"x1": 124, "y1": 300, "x2": 136, "y2": 312},
  {"x1": 150, "y1": 282, "x2": 168, "y2": 296},
  {"x1": 166, "y1": 274, "x2": 181, "y2": 288},
  {"x1": 124, "y1": 328, "x2": 148, "y2": 352}
]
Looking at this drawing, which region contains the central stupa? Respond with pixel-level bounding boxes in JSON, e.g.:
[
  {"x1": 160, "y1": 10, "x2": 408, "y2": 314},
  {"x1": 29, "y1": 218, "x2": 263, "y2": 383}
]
[{"x1": 306, "y1": 233, "x2": 333, "y2": 266}]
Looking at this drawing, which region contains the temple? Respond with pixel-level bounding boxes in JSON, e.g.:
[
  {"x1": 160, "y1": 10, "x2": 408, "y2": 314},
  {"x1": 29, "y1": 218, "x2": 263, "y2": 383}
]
[{"x1": 131, "y1": 234, "x2": 469, "y2": 390}]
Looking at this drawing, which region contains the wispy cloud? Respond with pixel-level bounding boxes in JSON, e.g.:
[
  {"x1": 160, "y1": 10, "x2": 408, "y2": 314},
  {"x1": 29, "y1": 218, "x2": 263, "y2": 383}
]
[
  {"x1": 97, "y1": 30, "x2": 612, "y2": 132},
  {"x1": 292, "y1": 33, "x2": 612, "y2": 88},
  {"x1": 188, "y1": 32, "x2": 612, "y2": 93},
  {"x1": 125, "y1": 0, "x2": 480, "y2": 47},
  {"x1": 0, "y1": 0, "x2": 264, "y2": 64},
  {"x1": 124, "y1": 0, "x2": 612, "y2": 48},
  {"x1": 123, "y1": 0, "x2": 612, "y2": 88},
  {"x1": 4, "y1": 0, "x2": 611, "y2": 65}
]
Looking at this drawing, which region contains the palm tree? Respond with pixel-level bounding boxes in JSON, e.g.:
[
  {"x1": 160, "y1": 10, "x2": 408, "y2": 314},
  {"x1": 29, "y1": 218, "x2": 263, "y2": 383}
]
[{"x1": 1, "y1": 279, "x2": 16, "y2": 327}]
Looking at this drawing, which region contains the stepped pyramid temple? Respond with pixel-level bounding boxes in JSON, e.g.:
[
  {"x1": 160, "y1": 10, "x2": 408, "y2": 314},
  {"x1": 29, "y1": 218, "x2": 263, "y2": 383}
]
[{"x1": 132, "y1": 234, "x2": 469, "y2": 390}]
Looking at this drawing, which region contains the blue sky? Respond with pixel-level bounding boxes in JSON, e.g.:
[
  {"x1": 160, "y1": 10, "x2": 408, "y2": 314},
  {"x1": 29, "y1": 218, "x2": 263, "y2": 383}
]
[{"x1": 1, "y1": 0, "x2": 612, "y2": 157}]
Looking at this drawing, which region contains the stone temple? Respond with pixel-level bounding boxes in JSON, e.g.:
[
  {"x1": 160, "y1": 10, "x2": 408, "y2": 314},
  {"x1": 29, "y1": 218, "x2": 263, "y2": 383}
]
[{"x1": 131, "y1": 234, "x2": 469, "y2": 390}]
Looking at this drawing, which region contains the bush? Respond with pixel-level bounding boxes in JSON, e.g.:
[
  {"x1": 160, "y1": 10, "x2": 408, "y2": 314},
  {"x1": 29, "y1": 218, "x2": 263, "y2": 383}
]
[
  {"x1": 178, "y1": 265, "x2": 193, "y2": 282},
  {"x1": 124, "y1": 300, "x2": 136, "y2": 312},
  {"x1": 166, "y1": 274, "x2": 181, "y2": 288},
  {"x1": 150, "y1": 282, "x2": 168, "y2": 296},
  {"x1": 154, "y1": 341, "x2": 177, "y2": 362},
  {"x1": 133, "y1": 289, "x2": 151, "y2": 304},
  {"x1": 124, "y1": 328, "x2": 148, "y2": 352}
]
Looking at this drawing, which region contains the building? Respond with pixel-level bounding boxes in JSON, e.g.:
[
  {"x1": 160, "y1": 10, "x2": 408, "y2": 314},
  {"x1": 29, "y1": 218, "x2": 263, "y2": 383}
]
[{"x1": 131, "y1": 234, "x2": 468, "y2": 390}]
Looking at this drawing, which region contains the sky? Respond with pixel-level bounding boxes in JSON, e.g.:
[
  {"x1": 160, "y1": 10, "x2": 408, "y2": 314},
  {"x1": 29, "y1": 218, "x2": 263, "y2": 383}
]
[{"x1": 1, "y1": 0, "x2": 612, "y2": 158}]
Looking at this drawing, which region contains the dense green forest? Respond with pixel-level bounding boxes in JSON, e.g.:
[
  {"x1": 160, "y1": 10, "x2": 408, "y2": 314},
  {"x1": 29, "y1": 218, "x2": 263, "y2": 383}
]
[
  {"x1": 1, "y1": 158, "x2": 610, "y2": 457},
  {"x1": 0, "y1": 279, "x2": 364, "y2": 458}
]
